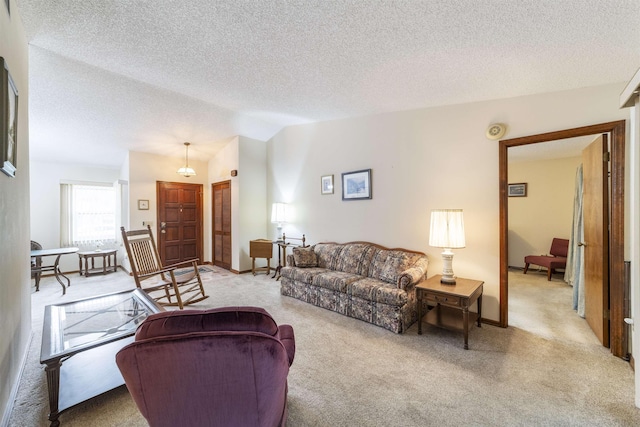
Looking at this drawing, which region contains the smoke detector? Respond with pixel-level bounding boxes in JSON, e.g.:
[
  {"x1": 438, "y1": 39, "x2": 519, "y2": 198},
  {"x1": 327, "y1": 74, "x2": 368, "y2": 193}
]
[{"x1": 486, "y1": 123, "x2": 507, "y2": 140}]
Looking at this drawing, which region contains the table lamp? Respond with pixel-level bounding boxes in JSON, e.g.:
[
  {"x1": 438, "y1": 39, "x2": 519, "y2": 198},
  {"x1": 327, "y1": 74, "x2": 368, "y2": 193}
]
[
  {"x1": 429, "y1": 209, "x2": 465, "y2": 284},
  {"x1": 271, "y1": 202, "x2": 287, "y2": 240}
]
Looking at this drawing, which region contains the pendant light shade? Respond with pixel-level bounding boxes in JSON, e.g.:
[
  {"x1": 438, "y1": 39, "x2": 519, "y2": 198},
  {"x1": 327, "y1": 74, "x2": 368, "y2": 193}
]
[{"x1": 177, "y1": 142, "x2": 196, "y2": 177}]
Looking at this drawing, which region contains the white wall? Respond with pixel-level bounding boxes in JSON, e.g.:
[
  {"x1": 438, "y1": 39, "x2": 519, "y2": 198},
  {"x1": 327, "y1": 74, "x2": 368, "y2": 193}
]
[
  {"x1": 29, "y1": 161, "x2": 121, "y2": 273},
  {"x1": 128, "y1": 151, "x2": 210, "y2": 265},
  {"x1": 620, "y1": 68, "x2": 640, "y2": 407},
  {"x1": 30, "y1": 151, "x2": 213, "y2": 276},
  {"x1": 208, "y1": 136, "x2": 268, "y2": 272},
  {"x1": 209, "y1": 136, "x2": 240, "y2": 269},
  {"x1": 267, "y1": 83, "x2": 629, "y2": 323},
  {"x1": 237, "y1": 136, "x2": 268, "y2": 272},
  {"x1": 508, "y1": 156, "x2": 581, "y2": 268},
  {"x1": 0, "y1": 3, "x2": 30, "y2": 425}
]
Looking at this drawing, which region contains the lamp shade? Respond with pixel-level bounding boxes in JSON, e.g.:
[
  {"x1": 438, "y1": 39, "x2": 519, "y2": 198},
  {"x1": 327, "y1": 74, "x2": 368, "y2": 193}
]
[
  {"x1": 429, "y1": 209, "x2": 465, "y2": 249},
  {"x1": 271, "y1": 203, "x2": 287, "y2": 223},
  {"x1": 176, "y1": 166, "x2": 196, "y2": 177},
  {"x1": 177, "y1": 142, "x2": 196, "y2": 177}
]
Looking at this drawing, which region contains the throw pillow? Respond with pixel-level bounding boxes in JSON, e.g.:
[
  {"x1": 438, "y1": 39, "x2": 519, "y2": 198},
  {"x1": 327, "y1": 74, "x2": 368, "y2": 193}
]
[{"x1": 293, "y1": 246, "x2": 318, "y2": 268}]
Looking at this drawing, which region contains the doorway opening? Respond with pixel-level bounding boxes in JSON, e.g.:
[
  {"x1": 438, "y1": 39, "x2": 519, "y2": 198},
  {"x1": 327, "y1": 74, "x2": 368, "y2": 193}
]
[{"x1": 499, "y1": 121, "x2": 627, "y2": 358}]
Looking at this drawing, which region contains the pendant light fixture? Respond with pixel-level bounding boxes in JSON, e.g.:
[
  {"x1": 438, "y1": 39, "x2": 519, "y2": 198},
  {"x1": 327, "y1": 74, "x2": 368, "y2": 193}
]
[{"x1": 177, "y1": 142, "x2": 196, "y2": 177}]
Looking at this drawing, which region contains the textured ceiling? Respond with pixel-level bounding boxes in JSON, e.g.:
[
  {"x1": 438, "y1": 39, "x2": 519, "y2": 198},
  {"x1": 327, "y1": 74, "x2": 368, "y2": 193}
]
[{"x1": 15, "y1": 0, "x2": 640, "y2": 167}]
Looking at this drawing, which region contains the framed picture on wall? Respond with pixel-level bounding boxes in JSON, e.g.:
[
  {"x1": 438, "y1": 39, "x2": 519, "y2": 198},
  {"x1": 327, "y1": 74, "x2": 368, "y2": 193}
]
[
  {"x1": 507, "y1": 183, "x2": 527, "y2": 197},
  {"x1": 321, "y1": 174, "x2": 334, "y2": 194},
  {"x1": 1, "y1": 57, "x2": 18, "y2": 178},
  {"x1": 138, "y1": 199, "x2": 149, "y2": 210},
  {"x1": 342, "y1": 169, "x2": 372, "y2": 201}
]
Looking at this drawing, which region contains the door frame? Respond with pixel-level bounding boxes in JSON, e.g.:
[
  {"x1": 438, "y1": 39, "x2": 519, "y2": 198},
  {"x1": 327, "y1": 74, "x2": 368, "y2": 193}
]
[{"x1": 499, "y1": 121, "x2": 626, "y2": 357}]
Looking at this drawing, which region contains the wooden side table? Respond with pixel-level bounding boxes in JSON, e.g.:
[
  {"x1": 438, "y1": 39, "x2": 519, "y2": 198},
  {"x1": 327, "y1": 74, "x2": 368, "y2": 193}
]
[
  {"x1": 416, "y1": 275, "x2": 483, "y2": 349},
  {"x1": 250, "y1": 239, "x2": 273, "y2": 275},
  {"x1": 78, "y1": 249, "x2": 118, "y2": 277},
  {"x1": 272, "y1": 234, "x2": 306, "y2": 280},
  {"x1": 272, "y1": 242, "x2": 290, "y2": 280}
]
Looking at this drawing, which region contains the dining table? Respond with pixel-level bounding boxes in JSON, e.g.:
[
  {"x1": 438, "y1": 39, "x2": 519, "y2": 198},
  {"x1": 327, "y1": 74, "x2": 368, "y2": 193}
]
[{"x1": 30, "y1": 247, "x2": 79, "y2": 294}]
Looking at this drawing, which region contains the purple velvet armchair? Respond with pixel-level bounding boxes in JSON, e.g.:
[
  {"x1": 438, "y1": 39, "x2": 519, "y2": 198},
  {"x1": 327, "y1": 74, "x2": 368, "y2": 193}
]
[{"x1": 115, "y1": 306, "x2": 295, "y2": 427}]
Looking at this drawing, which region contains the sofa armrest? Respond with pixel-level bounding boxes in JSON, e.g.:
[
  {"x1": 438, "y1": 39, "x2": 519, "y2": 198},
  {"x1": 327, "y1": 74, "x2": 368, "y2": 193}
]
[
  {"x1": 277, "y1": 324, "x2": 296, "y2": 366},
  {"x1": 397, "y1": 258, "x2": 429, "y2": 290}
]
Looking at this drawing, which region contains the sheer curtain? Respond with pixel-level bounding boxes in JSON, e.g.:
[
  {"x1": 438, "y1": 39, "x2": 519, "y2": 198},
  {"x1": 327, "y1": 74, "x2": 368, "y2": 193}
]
[
  {"x1": 564, "y1": 164, "x2": 585, "y2": 317},
  {"x1": 60, "y1": 184, "x2": 73, "y2": 246},
  {"x1": 60, "y1": 183, "x2": 117, "y2": 248}
]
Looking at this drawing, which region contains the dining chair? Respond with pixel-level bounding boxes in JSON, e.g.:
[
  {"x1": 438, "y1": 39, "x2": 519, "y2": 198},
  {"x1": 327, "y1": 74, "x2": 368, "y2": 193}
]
[{"x1": 30, "y1": 240, "x2": 43, "y2": 291}]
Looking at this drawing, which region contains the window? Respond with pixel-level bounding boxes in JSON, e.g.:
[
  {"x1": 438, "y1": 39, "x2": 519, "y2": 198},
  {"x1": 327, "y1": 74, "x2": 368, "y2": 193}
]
[{"x1": 61, "y1": 183, "x2": 117, "y2": 247}]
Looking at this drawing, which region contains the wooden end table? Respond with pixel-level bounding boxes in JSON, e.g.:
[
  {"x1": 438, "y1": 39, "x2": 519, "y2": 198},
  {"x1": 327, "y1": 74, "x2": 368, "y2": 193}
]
[
  {"x1": 77, "y1": 249, "x2": 117, "y2": 277},
  {"x1": 417, "y1": 275, "x2": 483, "y2": 349},
  {"x1": 250, "y1": 239, "x2": 273, "y2": 275}
]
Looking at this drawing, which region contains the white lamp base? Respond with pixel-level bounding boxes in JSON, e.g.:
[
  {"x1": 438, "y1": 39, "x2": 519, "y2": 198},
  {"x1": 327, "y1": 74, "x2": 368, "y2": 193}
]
[
  {"x1": 440, "y1": 248, "x2": 456, "y2": 284},
  {"x1": 275, "y1": 224, "x2": 283, "y2": 241}
]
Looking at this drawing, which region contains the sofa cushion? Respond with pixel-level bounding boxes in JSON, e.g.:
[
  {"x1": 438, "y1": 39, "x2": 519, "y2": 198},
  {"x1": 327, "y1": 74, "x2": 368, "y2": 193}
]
[
  {"x1": 135, "y1": 306, "x2": 279, "y2": 340},
  {"x1": 312, "y1": 270, "x2": 363, "y2": 292},
  {"x1": 314, "y1": 243, "x2": 344, "y2": 270},
  {"x1": 282, "y1": 266, "x2": 328, "y2": 283},
  {"x1": 333, "y1": 243, "x2": 377, "y2": 275},
  {"x1": 350, "y1": 277, "x2": 408, "y2": 306},
  {"x1": 293, "y1": 246, "x2": 318, "y2": 267}
]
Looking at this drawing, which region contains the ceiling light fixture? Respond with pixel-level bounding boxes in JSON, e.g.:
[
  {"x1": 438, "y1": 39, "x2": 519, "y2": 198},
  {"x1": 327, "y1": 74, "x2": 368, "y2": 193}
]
[{"x1": 177, "y1": 142, "x2": 196, "y2": 177}]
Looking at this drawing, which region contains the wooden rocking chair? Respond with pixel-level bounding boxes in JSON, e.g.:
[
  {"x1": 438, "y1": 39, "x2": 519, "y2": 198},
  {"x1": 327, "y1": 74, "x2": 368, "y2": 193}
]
[{"x1": 121, "y1": 226, "x2": 209, "y2": 309}]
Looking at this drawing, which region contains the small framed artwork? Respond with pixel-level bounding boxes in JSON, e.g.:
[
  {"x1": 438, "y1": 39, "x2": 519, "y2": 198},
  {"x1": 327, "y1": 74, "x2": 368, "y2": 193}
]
[
  {"x1": 321, "y1": 174, "x2": 334, "y2": 194},
  {"x1": 1, "y1": 57, "x2": 18, "y2": 178},
  {"x1": 508, "y1": 183, "x2": 527, "y2": 197},
  {"x1": 342, "y1": 169, "x2": 372, "y2": 201},
  {"x1": 138, "y1": 199, "x2": 149, "y2": 210}
]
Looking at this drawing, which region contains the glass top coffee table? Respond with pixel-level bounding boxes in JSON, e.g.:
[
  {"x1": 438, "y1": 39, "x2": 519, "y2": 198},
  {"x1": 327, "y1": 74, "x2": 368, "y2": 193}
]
[{"x1": 40, "y1": 289, "x2": 163, "y2": 427}]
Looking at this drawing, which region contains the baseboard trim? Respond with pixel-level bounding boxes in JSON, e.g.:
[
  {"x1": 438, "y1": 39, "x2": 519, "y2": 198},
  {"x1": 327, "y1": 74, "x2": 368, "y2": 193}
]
[{"x1": 480, "y1": 317, "x2": 502, "y2": 327}]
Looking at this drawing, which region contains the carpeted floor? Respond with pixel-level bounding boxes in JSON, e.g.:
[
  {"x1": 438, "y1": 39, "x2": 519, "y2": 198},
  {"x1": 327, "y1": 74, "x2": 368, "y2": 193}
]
[{"x1": 9, "y1": 267, "x2": 640, "y2": 426}]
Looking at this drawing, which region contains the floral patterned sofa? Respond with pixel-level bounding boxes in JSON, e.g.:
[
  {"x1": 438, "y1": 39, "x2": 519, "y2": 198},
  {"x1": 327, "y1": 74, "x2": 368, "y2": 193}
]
[{"x1": 280, "y1": 242, "x2": 428, "y2": 333}]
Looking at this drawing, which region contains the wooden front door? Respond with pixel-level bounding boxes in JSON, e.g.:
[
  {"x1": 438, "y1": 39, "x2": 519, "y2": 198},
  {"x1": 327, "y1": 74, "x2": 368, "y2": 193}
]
[
  {"x1": 212, "y1": 181, "x2": 231, "y2": 270},
  {"x1": 157, "y1": 181, "x2": 203, "y2": 266},
  {"x1": 582, "y1": 135, "x2": 610, "y2": 346}
]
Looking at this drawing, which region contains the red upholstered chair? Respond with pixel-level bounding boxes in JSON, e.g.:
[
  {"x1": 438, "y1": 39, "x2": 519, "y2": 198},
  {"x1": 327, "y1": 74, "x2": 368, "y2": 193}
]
[
  {"x1": 523, "y1": 238, "x2": 570, "y2": 281},
  {"x1": 116, "y1": 307, "x2": 295, "y2": 427}
]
